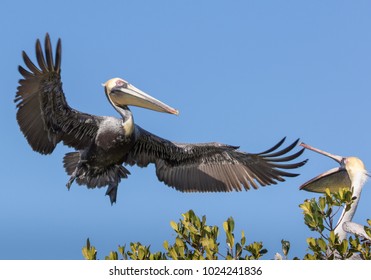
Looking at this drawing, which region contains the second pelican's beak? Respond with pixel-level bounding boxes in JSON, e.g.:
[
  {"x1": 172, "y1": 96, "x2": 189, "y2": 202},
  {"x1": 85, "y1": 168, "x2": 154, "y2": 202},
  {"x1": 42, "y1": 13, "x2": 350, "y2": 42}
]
[{"x1": 105, "y1": 78, "x2": 179, "y2": 115}]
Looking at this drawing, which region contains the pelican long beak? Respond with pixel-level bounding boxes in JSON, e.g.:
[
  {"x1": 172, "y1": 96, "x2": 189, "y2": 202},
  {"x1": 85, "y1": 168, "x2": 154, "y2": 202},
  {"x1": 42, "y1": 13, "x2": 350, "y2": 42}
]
[
  {"x1": 109, "y1": 83, "x2": 179, "y2": 115},
  {"x1": 300, "y1": 142, "x2": 343, "y2": 164}
]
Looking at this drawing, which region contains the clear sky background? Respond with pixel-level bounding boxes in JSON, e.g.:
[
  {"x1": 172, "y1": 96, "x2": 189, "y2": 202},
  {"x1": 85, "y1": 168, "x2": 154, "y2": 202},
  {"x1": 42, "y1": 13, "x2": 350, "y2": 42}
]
[{"x1": 0, "y1": 1, "x2": 370, "y2": 259}]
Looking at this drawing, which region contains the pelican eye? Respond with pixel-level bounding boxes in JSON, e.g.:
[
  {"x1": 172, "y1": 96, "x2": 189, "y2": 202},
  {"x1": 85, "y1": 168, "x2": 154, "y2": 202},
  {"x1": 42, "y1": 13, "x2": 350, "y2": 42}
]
[{"x1": 116, "y1": 80, "x2": 128, "y2": 88}]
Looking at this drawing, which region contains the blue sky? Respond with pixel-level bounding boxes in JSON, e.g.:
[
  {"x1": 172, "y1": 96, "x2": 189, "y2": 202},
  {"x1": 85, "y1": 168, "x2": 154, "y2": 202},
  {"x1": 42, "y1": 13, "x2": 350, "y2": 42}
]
[{"x1": 0, "y1": 1, "x2": 370, "y2": 259}]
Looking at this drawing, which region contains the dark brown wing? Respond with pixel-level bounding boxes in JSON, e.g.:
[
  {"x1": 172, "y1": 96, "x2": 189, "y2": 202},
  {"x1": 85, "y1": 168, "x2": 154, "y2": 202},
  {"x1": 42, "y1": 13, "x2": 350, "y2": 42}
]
[
  {"x1": 126, "y1": 126, "x2": 307, "y2": 192},
  {"x1": 15, "y1": 34, "x2": 103, "y2": 154}
]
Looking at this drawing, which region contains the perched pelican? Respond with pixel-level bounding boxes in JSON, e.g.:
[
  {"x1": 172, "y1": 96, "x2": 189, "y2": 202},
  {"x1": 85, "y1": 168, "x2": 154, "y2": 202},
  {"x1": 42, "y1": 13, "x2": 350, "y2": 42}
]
[
  {"x1": 15, "y1": 34, "x2": 307, "y2": 204},
  {"x1": 299, "y1": 142, "x2": 369, "y2": 241}
]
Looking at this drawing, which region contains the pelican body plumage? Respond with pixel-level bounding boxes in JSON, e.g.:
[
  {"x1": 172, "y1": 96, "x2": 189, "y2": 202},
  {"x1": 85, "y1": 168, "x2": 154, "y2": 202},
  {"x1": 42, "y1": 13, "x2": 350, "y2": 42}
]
[{"x1": 15, "y1": 34, "x2": 307, "y2": 204}]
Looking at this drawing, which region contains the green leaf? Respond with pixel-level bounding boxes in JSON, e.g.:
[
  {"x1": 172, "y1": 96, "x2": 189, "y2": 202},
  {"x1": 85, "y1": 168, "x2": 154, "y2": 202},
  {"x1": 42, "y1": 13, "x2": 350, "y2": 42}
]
[
  {"x1": 82, "y1": 238, "x2": 97, "y2": 260},
  {"x1": 175, "y1": 237, "x2": 184, "y2": 248},
  {"x1": 226, "y1": 232, "x2": 234, "y2": 248},
  {"x1": 138, "y1": 247, "x2": 145, "y2": 259},
  {"x1": 170, "y1": 221, "x2": 178, "y2": 231},
  {"x1": 325, "y1": 188, "x2": 332, "y2": 198},
  {"x1": 168, "y1": 248, "x2": 178, "y2": 260},
  {"x1": 204, "y1": 225, "x2": 211, "y2": 234},
  {"x1": 228, "y1": 217, "x2": 235, "y2": 232},
  {"x1": 329, "y1": 231, "x2": 336, "y2": 244},
  {"x1": 304, "y1": 254, "x2": 316, "y2": 260},
  {"x1": 223, "y1": 221, "x2": 228, "y2": 233},
  {"x1": 105, "y1": 251, "x2": 118, "y2": 260},
  {"x1": 188, "y1": 225, "x2": 199, "y2": 235},
  {"x1": 306, "y1": 237, "x2": 316, "y2": 247},
  {"x1": 235, "y1": 243, "x2": 242, "y2": 258},
  {"x1": 319, "y1": 197, "x2": 326, "y2": 211},
  {"x1": 241, "y1": 231, "x2": 246, "y2": 246},
  {"x1": 339, "y1": 239, "x2": 348, "y2": 256},
  {"x1": 118, "y1": 245, "x2": 125, "y2": 256},
  {"x1": 364, "y1": 225, "x2": 371, "y2": 239},
  {"x1": 317, "y1": 238, "x2": 327, "y2": 252},
  {"x1": 163, "y1": 240, "x2": 169, "y2": 251}
]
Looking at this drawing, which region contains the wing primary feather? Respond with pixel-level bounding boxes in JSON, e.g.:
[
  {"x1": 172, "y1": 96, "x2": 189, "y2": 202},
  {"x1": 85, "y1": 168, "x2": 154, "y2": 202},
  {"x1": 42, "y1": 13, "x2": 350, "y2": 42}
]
[
  {"x1": 240, "y1": 170, "x2": 253, "y2": 190},
  {"x1": 262, "y1": 138, "x2": 300, "y2": 158},
  {"x1": 22, "y1": 51, "x2": 42, "y2": 75},
  {"x1": 256, "y1": 137, "x2": 286, "y2": 155},
  {"x1": 18, "y1": 65, "x2": 34, "y2": 78},
  {"x1": 221, "y1": 164, "x2": 233, "y2": 191},
  {"x1": 35, "y1": 39, "x2": 48, "y2": 72},
  {"x1": 226, "y1": 164, "x2": 242, "y2": 191},
  {"x1": 241, "y1": 166, "x2": 259, "y2": 189},
  {"x1": 172, "y1": 167, "x2": 180, "y2": 188},
  {"x1": 273, "y1": 169, "x2": 300, "y2": 178},
  {"x1": 44, "y1": 33, "x2": 54, "y2": 71},
  {"x1": 238, "y1": 167, "x2": 251, "y2": 189},
  {"x1": 248, "y1": 165, "x2": 274, "y2": 185},
  {"x1": 266, "y1": 148, "x2": 305, "y2": 162},
  {"x1": 270, "y1": 160, "x2": 308, "y2": 171},
  {"x1": 216, "y1": 164, "x2": 229, "y2": 191},
  {"x1": 54, "y1": 39, "x2": 62, "y2": 72}
]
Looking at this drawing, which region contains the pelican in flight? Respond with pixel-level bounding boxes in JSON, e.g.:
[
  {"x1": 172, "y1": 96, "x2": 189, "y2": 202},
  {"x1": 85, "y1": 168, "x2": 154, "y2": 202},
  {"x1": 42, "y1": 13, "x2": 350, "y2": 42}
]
[
  {"x1": 299, "y1": 142, "x2": 369, "y2": 241},
  {"x1": 15, "y1": 34, "x2": 307, "y2": 204}
]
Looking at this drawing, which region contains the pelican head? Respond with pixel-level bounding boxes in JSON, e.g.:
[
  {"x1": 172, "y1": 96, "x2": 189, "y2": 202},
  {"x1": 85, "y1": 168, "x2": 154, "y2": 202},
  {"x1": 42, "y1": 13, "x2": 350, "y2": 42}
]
[
  {"x1": 103, "y1": 78, "x2": 179, "y2": 115},
  {"x1": 299, "y1": 142, "x2": 368, "y2": 193}
]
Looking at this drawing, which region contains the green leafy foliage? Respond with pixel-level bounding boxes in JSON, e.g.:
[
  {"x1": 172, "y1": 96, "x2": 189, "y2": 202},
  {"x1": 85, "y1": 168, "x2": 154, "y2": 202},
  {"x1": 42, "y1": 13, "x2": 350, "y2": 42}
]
[
  {"x1": 300, "y1": 188, "x2": 371, "y2": 260},
  {"x1": 82, "y1": 189, "x2": 370, "y2": 260},
  {"x1": 82, "y1": 209, "x2": 267, "y2": 260},
  {"x1": 300, "y1": 188, "x2": 354, "y2": 236}
]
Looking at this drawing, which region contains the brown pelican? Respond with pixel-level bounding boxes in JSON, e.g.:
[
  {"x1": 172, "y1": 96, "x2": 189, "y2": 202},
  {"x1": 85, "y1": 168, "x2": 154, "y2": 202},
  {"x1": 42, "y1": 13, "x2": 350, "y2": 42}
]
[
  {"x1": 15, "y1": 34, "x2": 307, "y2": 204},
  {"x1": 299, "y1": 143, "x2": 369, "y2": 241}
]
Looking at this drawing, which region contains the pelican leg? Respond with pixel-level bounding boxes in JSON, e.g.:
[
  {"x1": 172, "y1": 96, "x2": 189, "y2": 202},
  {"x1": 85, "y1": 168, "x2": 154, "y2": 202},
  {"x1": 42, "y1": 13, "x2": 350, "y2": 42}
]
[
  {"x1": 65, "y1": 159, "x2": 87, "y2": 190},
  {"x1": 66, "y1": 172, "x2": 77, "y2": 190},
  {"x1": 105, "y1": 181, "x2": 118, "y2": 205}
]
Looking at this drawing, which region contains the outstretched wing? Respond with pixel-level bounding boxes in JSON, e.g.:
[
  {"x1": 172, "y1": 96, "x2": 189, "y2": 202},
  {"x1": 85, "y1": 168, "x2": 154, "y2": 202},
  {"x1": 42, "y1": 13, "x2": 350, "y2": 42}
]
[
  {"x1": 126, "y1": 126, "x2": 307, "y2": 192},
  {"x1": 15, "y1": 34, "x2": 103, "y2": 154}
]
